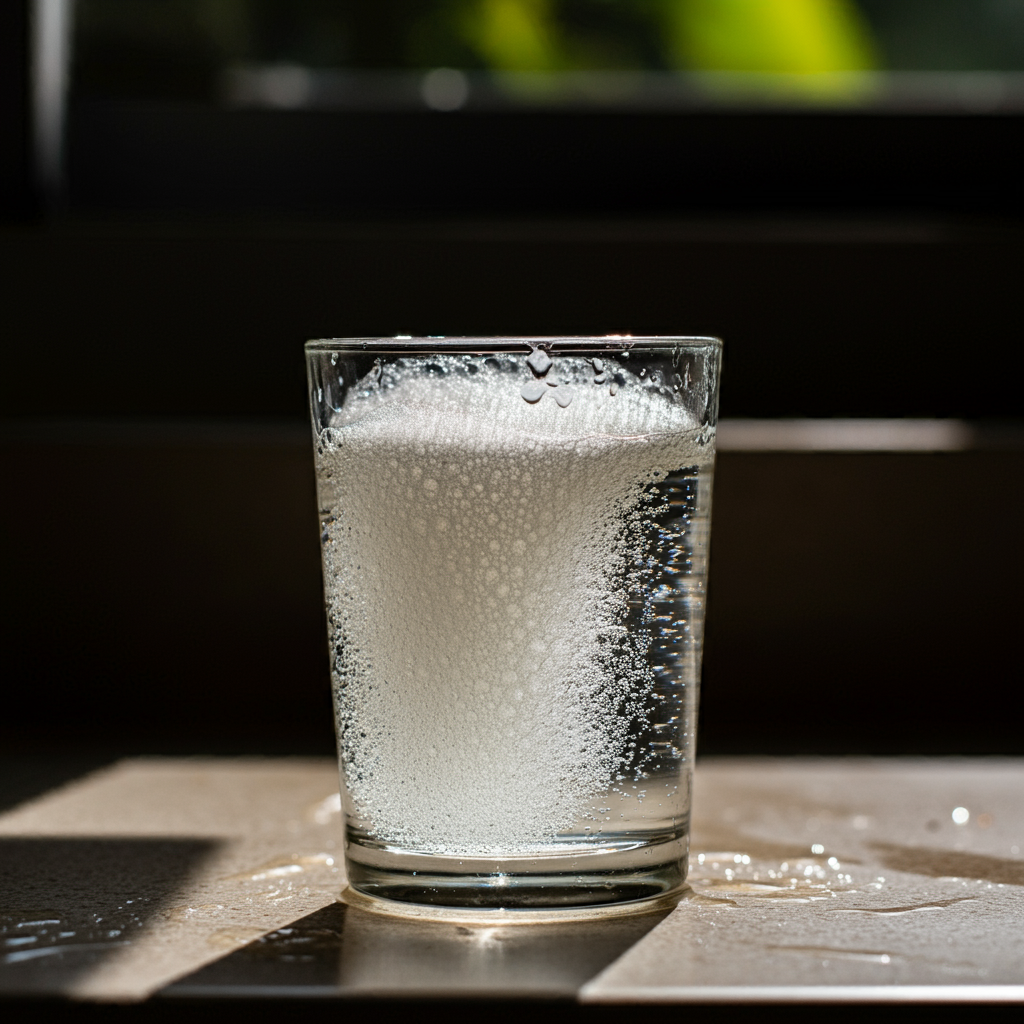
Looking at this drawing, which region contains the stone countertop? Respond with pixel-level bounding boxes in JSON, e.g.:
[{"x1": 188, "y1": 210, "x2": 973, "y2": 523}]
[{"x1": 1, "y1": 757, "x2": 1022, "y2": 1004}]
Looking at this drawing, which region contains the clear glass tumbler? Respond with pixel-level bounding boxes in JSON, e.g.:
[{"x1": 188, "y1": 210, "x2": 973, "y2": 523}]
[{"x1": 306, "y1": 337, "x2": 721, "y2": 912}]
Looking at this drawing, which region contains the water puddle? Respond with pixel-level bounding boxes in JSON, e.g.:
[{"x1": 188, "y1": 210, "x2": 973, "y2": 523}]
[
  {"x1": 692, "y1": 878, "x2": 840, "y2": 903},
  {"x1": 681, "y1": 892, "x2": 739, "y2": 908},
  {"x1": 766, "y1": 944, "x2": 896, "y2": 965},
  {"x1": 834, "y1": 896, "x2": 977, "y2": 915},
  {"x1": 1, "y1": 910, "x2": 138, "y2": 967},
  {"x1": 870, "y1": 843, "x2": 1024, "y2": 886},
  {"x1": 222, "y1": 853, "x2": 337, "y2": 884}
]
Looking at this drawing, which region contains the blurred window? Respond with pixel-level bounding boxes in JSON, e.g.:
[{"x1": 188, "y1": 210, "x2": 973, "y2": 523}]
[{"x1": 72, "y1": 0, "x2": 1024, "y2": 111}]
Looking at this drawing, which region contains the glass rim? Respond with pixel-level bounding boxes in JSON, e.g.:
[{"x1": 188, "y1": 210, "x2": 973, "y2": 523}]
[{"x1": 305, "y1": 335, "x2": 722, "y2": 354}]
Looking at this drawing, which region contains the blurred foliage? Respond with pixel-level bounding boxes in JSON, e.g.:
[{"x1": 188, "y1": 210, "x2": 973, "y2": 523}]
[
  {"x1": 73, "y1": 0, "x2": 1024, "y2": 100},
  {"x1": 462, "y1": 0, "x2": 566, "y2": 71},
  {"x1": 666, "y1": 0, "x2": 875, "y2": 74},
  {"x1": 664, "y1": 0, "x2": 876, "y2": 101}
]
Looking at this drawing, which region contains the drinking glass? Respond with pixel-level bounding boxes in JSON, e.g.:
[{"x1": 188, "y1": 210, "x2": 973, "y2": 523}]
[{"x1": 306, "y1": 337, "x2": 721, "y2": 913}]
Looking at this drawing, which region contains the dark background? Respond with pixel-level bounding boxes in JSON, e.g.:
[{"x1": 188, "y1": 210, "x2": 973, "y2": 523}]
[{"x1": 2, "y1": 0, "x2": 1023, "y2": 787}]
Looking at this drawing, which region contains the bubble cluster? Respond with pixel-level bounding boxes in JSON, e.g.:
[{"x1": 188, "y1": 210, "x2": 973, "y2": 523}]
[{"x1": 315, "y1": 353, "x2": 714, "y2": 855}]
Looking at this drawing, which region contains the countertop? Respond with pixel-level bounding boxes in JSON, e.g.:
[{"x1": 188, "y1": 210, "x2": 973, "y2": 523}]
[{"x1": 2, "y1": 757, "x2": 1022, "y2": 1007}]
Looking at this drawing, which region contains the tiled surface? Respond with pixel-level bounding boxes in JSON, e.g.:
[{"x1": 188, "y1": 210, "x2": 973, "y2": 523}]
[{"x1": 2, "y1": 757, "x2": 1023, "y2": 1003}]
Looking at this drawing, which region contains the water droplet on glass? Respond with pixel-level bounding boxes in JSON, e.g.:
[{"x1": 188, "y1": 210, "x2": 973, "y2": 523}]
[
  {"x1": 521, "y1": 382, "x2": 546, "y2": 403},
  {"x1": 554, "y1": 388, "x2": 574, "y2": 408},
  {"x1": 527, "y1": 348, "x2": 552, "y2": 376}
]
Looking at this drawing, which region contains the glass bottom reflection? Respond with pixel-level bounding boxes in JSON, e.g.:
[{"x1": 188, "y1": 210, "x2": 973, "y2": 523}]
[{"x1": 161, "y1": 896, "x2": 674, "y2": 999}]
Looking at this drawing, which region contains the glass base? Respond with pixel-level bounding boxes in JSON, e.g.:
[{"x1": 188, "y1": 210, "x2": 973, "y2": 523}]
[{"x1": 346, "y1": 857, "x2": 687, "y2": 912}]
